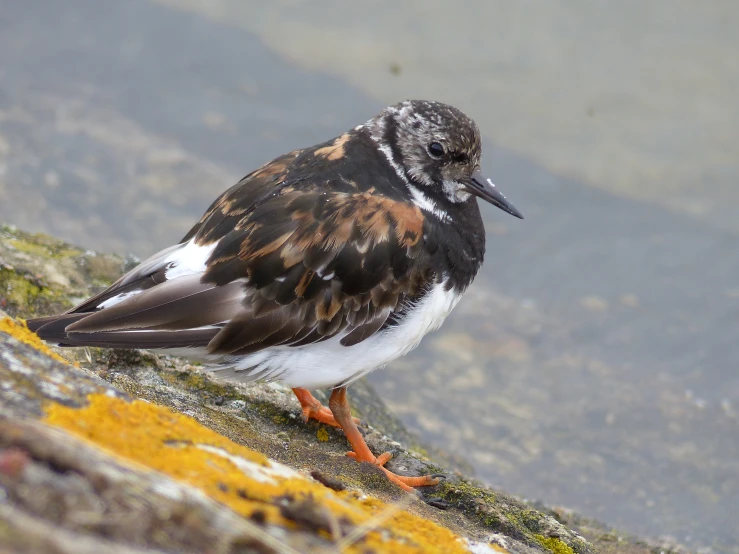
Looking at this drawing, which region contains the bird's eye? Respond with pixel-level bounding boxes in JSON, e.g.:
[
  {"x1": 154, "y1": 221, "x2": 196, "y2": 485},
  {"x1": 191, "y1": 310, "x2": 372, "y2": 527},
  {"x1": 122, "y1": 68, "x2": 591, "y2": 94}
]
[{"x1": 427, "y1": 142, "x2": 445, "y2": 158}]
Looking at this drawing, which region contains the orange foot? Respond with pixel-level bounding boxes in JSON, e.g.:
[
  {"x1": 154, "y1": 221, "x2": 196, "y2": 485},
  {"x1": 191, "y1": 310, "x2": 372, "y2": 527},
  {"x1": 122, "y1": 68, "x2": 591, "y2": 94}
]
[
  {"x1": 328, "y1": 387, "x2": 440, "y2": 493},
  {"x1": 292, "y1": 387, "x2": 360, "y2": 429},
  {"x1": 346, "y1": 450, "x2": 440, "y2": 491}
]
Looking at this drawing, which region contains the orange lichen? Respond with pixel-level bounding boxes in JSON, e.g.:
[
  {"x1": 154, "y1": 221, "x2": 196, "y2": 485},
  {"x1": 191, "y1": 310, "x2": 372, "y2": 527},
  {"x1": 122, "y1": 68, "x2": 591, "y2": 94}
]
[
  {"x1": 44, "y1": 394, "x2": 467, "y2": 554},
  {"x1": 0, "y1": 317, "x2": 69, "y2": 364}
]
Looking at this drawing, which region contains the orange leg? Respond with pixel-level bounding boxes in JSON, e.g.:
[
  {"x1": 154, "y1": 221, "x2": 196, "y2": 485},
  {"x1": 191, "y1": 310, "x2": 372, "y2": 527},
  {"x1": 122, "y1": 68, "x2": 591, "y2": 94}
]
[
  {"x1": 328, "y1": 386, "x2": 439, "y2": 492},
  {"x1": 292, "y1": 387, "x2": 359, "y2": 428}
]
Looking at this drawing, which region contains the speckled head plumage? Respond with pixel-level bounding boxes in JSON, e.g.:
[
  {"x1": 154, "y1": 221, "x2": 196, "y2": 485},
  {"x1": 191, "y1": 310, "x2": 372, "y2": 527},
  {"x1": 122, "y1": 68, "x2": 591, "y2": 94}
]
[
  {"x1": 369, "y1": 99, "x2": 481, "y2": 192},
  {"x1": 367, "y1": 100, "x2": 522, "y2": 218}
]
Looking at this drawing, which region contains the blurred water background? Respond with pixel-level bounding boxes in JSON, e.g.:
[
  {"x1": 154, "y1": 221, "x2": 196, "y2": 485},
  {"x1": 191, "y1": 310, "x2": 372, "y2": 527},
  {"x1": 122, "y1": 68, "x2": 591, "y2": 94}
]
[{"x1": 1, "y1": 1, "x2": 737, "y2": 550}]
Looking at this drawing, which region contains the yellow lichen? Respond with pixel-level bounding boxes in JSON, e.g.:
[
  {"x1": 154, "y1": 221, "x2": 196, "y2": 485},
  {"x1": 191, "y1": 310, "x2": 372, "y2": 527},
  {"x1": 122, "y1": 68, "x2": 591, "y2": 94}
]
[
  {"x1": 7, "y1": 238, "x2": 80, "y2": 259},
  {"x1": 0, "y1": 317, "x2": 69, "y2": 364},
  {"x1": 535, "y1": 535, "x2": 576, "y2": 554},
  {"x1": 44, "y1": 394, "x2": 467, "y2": 554},
  {"x1": 316, "y1": 427, "x2": 330, "y2": 442}
]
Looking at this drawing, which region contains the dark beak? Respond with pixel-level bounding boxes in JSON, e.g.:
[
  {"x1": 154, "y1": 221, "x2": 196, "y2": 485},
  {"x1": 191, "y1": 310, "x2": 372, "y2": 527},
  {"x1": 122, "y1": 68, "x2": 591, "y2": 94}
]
[{"x1": 462, "y1": 170, "x2": 523, "y2": 219}]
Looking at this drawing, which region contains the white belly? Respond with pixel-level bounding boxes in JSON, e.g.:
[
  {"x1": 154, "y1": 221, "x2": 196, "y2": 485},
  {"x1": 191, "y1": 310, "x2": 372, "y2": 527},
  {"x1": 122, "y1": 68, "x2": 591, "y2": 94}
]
[{"x1": 208, "y1": 281, "x2": 463, "y2": 389}]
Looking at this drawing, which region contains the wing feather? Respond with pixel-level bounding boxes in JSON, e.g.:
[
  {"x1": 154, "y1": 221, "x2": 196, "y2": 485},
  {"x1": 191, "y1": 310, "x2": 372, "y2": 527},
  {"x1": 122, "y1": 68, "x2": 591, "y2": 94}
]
[
  {"x1": 191, "y1": 186, "x2": 428, "y2": 355},
  {"x1": 29, "y1": 137, "x2": 433, "y2": 356}
]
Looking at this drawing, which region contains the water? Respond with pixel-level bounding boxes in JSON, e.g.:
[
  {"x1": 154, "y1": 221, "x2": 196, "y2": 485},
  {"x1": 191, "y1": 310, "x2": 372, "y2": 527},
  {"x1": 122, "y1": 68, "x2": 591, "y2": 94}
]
[{"x1": 1, "y1": 1, "x2": 737, "y2": 550}]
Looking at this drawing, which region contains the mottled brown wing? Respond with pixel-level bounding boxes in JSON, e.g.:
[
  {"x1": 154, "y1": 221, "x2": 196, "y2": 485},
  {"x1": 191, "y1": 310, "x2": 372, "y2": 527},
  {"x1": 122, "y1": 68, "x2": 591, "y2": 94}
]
[
  {"x1": 29, "y1": 145, "x2": 431, "y2": 354},
  {"x1": 196, "y1": 181, "x2": 430, "y2": 356}
]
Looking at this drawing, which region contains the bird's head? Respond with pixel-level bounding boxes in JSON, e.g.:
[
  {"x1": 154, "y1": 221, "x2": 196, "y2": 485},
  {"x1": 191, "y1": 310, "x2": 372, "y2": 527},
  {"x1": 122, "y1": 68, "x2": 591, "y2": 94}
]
[{"x1": 368, "y1": 99, "x2": 522, "y2": 219}]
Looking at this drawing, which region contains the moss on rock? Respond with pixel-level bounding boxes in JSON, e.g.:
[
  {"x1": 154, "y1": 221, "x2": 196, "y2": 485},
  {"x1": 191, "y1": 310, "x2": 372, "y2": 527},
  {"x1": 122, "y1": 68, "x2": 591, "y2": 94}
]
[
  {"x1": 0, "y1": 225, "x2": 124, "y2": 317},
  {"x1": 535, "y1": 536, "x2": 576, "y2": 554}
]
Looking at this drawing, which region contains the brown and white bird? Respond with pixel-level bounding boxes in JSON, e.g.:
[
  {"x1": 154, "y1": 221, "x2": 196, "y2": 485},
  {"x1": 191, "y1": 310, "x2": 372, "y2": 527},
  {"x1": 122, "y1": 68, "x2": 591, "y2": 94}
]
[{"x1": 28, "y1": 100, "x2": 522, "y2": 491}]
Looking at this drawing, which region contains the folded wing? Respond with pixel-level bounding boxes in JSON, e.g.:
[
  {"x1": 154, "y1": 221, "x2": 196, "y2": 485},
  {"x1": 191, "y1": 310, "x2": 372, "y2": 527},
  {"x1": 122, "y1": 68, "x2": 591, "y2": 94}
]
[{"x1": 29, "y1": 150, "x2": 431, "y2": 355}]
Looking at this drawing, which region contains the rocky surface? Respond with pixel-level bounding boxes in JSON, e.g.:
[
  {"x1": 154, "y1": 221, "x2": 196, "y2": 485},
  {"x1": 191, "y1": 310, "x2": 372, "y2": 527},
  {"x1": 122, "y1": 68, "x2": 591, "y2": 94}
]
[{"x1": 0, "y1": 225, "x2": 689, "y2": 553}]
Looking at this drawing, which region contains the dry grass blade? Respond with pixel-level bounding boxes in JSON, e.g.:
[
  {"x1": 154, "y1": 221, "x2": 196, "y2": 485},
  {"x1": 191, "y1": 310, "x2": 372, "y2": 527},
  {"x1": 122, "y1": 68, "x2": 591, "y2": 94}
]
[
  {"x1": 224, "y1": 516, "x2": 307, "y2": 554},
  {"x1": 335, "y1": 492, "x2": 417, "y2": 551}
]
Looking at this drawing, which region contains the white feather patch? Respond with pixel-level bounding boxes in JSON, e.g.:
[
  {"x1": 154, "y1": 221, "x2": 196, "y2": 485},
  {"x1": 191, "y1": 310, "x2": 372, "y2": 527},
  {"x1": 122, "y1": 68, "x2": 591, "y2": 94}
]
[
  {"x1": 407, "y1": 184, "x2": 450, "y2": 221},
  {"x1": 98, "y1": 291, "x2": 140, "y2": 309},
  {"x1": 97, "y1": 239, "x2": 219, "y2": 310},
  {"x1": 164, "y1": 239, "x2": 218, "y2": 280}
]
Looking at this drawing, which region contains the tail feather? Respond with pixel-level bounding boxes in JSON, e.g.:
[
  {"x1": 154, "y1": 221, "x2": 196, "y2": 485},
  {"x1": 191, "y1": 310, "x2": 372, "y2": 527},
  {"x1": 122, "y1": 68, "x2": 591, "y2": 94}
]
[
  {"x1": 26, "y1": 313, "x2": 90, "y2": 343},
  {"x1": 51, "y1": 328, "x2": 218, "y2": 349},
  {"x1": 27, "y1": 311, "x2": 219, "y2": 349}
]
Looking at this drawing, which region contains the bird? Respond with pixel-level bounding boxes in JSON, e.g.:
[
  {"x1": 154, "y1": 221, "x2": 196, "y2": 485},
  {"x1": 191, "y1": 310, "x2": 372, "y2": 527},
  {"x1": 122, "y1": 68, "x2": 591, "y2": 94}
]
[{"x1": 27, "y1": 100, "x2": 523, "y2": 492}]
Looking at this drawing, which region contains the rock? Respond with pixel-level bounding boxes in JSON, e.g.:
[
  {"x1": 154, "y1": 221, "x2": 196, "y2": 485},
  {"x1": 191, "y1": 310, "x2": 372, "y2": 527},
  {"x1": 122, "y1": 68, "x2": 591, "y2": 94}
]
[
  {"x1": 0, "y1": 224, "x2": 126, "y2": 317},
  {"x1": 0, "y1": 226, "x2": 685, "y2": 554}
]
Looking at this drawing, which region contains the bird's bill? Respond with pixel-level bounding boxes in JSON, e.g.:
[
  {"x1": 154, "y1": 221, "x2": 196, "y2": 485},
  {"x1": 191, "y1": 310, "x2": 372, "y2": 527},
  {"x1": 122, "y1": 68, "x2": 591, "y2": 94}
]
[{"x1": 462, "y1": 171, "x2": 523, "y2": 219}]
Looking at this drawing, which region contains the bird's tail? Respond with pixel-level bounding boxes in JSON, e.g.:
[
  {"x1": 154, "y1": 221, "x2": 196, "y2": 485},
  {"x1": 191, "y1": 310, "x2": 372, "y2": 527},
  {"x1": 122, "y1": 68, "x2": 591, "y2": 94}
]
[{"x1": 26, "y1": 313, "x2": 91, "y2": 346}]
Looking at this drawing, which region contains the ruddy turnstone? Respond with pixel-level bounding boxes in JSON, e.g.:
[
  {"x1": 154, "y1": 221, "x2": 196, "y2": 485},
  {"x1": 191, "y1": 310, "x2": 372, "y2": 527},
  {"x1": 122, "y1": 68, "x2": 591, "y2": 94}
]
[{"x1": 28, "y1": 100, "x2": 522, "y2": 491}]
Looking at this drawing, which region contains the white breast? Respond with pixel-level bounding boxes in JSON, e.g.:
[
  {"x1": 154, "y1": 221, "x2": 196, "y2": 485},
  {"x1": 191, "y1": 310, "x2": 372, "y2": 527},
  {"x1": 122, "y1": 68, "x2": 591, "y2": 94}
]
[{"x1": 211, "y1": 281, "x2": 464, "y2": 389}]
